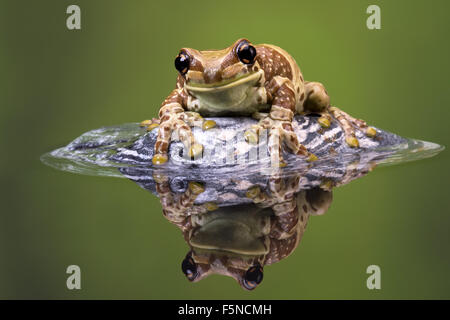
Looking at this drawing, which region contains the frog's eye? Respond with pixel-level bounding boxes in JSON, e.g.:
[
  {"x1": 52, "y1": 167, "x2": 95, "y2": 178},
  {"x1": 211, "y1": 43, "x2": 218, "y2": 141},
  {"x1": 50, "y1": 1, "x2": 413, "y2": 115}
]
[
  {"x1": 181, "y1": 253, "x2": 198, "y2": 281},
  {"x1": 175, "y1": 52, "x2": 190, "y2": 75},
  {"x1": 242, "y1": 264, "x2": 263, "y2": 290},
  {"x1": 237, "y1": 42, "x2": 257, "y2": 65}
]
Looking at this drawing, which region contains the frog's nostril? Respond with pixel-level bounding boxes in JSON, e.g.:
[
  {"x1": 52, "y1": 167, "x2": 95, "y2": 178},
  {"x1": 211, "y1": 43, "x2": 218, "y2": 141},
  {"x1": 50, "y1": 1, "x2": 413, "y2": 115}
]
[{"x1": 203, "y1": 70, "x2": 222, "y2": 84}]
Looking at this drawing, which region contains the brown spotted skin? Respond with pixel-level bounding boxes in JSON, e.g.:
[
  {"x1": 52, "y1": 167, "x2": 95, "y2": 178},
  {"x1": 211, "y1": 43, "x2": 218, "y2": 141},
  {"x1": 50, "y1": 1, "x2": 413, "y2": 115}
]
[
  {"x1": 256, "y1": 46, "x2": 294, "y2": 81},
  {"x1": 146, "y1": 39, "x2": 375, "y2": 164}
]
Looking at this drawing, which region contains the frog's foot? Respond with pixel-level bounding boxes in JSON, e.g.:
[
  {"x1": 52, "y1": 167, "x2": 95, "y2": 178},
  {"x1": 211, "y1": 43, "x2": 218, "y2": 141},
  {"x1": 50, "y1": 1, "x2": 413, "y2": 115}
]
[
  {"x1": 152, "y1": 110, "x2": 215, "y2": 165},
  {"x1": 181, "y1": 112, "x2": 216, "y2": 131},
  {"x1": 327, "y1": 106, "x2": 377, "y2": 148},
  {"x1": 140, "y1": 118, "x2": 160, "y2": 130},
  {"x1": 154, "y1": 172, "x2": 206, "y2": 229},
  {"x1": 244, "y1": 115, "x2": 317, "y2": 166},
  {"x1": 245, "y1": 174, "x2": 302, "y2": 240}
]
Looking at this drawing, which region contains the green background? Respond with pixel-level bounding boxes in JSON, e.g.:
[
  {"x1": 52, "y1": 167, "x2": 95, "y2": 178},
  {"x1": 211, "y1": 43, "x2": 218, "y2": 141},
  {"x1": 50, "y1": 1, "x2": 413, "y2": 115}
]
[{"x1": 1, "y1": 0, "x2": 449, "y2": 299}]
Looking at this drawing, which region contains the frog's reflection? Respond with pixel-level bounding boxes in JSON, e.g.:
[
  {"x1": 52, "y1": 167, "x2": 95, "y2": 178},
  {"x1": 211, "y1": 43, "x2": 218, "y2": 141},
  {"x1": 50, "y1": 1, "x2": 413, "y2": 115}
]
[
  {"x1": 180, "y1": 188, "x2": 331, "y2": 290},
  {"x1": 154, "y1": 172, "x2": 335, "y2": 290},
  {"x1": 120, "y1": 156, "x2": 375, "y2": 290}
]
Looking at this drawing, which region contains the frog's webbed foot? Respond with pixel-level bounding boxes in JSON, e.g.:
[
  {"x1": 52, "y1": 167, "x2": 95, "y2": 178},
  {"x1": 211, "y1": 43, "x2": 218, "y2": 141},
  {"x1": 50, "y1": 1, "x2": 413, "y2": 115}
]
[
  {"x1": 245, "y1": 110, "x2": 317, "y2": 167},
  {"x1": 148, "y1": 107, "x2": 216, "y2": 165},
  {"x1": 326, "y1": 107, "x2": 377, "y2": 148},
  {"x1": 302, "y1": 81, "x2": 376, "y2": 148}
]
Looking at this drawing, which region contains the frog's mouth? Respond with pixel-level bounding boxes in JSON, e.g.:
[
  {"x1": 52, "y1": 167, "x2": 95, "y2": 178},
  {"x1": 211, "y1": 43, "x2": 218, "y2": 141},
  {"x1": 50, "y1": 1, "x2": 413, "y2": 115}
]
[{"x1": 185, "y1": 72, "x2": 260, "y2": 92}]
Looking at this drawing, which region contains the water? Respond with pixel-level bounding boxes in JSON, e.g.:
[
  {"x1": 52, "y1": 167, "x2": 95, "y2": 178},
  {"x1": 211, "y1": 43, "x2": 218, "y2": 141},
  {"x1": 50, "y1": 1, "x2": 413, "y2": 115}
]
[{"x1": 40, "y1": 120, "x2": 444, "y2": 290}]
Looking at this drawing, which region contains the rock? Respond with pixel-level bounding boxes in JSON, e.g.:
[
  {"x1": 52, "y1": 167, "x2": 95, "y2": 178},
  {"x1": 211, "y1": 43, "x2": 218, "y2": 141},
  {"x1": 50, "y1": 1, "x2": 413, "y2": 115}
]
[{"x1": 112, "y1": 115, "x2": 405, "y2": 169}]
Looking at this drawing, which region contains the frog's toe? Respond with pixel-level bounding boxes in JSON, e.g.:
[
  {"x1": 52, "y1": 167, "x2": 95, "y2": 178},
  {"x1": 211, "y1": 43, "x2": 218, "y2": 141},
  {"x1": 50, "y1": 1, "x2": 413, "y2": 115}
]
[
  {"x1": 276, "y1": 161, "x2": 288, "y2": 167},
  {"x1": 188, "y1": 181, "x2": 205, "y2": 195},
  {"x1": 152, "y1": 153, "x2": 168, "y2": 165},
  {"x1": 140, "y1": 118, "x2": 160, "y2": 128},
  {"x1": 245, "y1": 186, "x2": 267, "y2": 203},
  {"x1": 345, "y1": 136, "x2": 360, "y2": 148},
  {"x1": 246, "y1": 186, "x2": 261, "y2": 199},
  {"x1": 244, "y1": 128, "x2": 259, "y2": 145},
  {"x1": 188, "y1": 143, "x2": 204, "y2": 159},
  {"x1": 318, "y1": 115, "x2": 331, "y2": 128},
  {"x1": 146, "y1": 123, "x2": 159, "y2": 131},
  {"x1": 306, "y1": 153, "x2": 318, "y2": 162},
  {"x1": 140, "y1": 119, "x2": 153, "y2": 127},
  {"x1": 152, "y1": 172, "x2": 168, "y2": 184},
  {"x1": 281, "y1": 125, "x2": 311, "y2": 159},
  {"x1": 202, "y1": 120, "x2": 216, "y2": 131},
  {"x1": 204, "y1": 202, "x2": 219, "y2": 211},
  {"x1": 365, "y1": 127, "x2": 377, "y2": 138}
]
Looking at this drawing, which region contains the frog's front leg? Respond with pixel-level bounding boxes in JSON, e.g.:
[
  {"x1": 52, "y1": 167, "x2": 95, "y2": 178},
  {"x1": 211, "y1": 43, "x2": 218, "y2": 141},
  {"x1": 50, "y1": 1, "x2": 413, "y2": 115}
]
[
  {"x1": 143, "y1": 89, "x2": 215, "y2": 165},
  {"x1": 154, "y1": 172, "x2": 207, "y2": 231},
  {"x1": 245, "y1": 76, "x2": 316, "y2": 166},
  {"x1": 327, "y1": 107, "x2": 377, "y2": 147},
  {"x1": 303, "y1": 81, "x2": 377, "y2": 148},
  {"x1": 246, "y1": 174, "x2": 301, "y2": 239},
  {"x1": 268, "y1": 187, "x2": 332, "y2": 241}
]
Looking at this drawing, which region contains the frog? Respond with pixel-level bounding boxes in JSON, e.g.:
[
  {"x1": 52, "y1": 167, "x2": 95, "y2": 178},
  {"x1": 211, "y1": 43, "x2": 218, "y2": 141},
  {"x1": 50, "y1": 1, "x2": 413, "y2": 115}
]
[
  {"x1": 142, "y1": 38, "x2": 377, "y2": 166},
  {"x1": 152, "y1": 171, "x2": 333, "y2": 290}
]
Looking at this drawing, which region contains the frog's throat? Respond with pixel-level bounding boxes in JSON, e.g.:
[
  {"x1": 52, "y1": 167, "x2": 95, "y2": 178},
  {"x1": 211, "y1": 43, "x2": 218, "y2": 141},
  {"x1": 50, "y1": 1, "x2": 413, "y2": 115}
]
[
  {"x1": 185, "y1": 71, "x2": 260, "y2": 92},
  {"x1": 189, "y1": 218, "x2": 269, "y2": 256}
]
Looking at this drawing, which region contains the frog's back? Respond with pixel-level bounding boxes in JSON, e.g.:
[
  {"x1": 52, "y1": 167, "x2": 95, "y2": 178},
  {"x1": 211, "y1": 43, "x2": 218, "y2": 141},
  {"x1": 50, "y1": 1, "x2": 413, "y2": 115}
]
[{"x1": 256, "y1": 44, "x2": 305, "y2": 112}]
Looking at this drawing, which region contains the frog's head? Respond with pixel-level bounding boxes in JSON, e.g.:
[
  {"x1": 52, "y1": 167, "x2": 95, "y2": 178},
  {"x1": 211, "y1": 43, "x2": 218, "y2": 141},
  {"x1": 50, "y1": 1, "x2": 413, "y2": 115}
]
[
  {"x1": 180, "y1": 212, "x2": 267, "y2": 290},
  {"x1": 174, "y1": 39, "x2": 263, "y2": 110},
  {"x1": 181, "y1": 250, "x2": 265, "y2": 291},
  {"x1": 175, "y1": 38, "x2": 260, "y2": 86}
]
